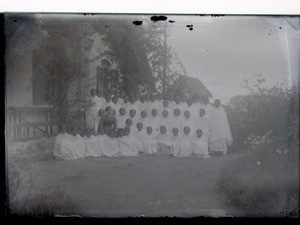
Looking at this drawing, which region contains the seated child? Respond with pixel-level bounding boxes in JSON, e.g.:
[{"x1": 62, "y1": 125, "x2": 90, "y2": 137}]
[
  {"x1": 53, "y1": 125, "x2": 74, "y2": 160},
  {"x1": 102, "y1": 130, "x2": 119, "y2": 157},
  {"x1": 123, "y1": 127, "x2": 142, "y2": 154},
  {"x1": 117, "y1": 128, "x2": 138, "y2": 157},
  {"x1": 170, "y1": 127, "x2": 180, "y2": 157},
  {"x1": 142, "y1": 126, "x2": 158, "y2": 154},
  {"x1": 83, "y1": 128, "x2": 102, "y2": 157},
  {"x1": 177, "y1": 126, "x2": 193, "y2": 158},
  {"x1": 68, "y1": 127, "x2": 86, "y2": 159},
  {"x1": 156, "y1": 125, "x2": 172, "y2": 155},
  {"x1": 191, "y1": 129, "x2": 209, "y2": 159}
]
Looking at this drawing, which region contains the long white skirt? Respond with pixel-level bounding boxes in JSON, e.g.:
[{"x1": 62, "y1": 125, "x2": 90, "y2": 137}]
[
  {"x1": 85, "y1": 137, "x2": 102, "y2": 157},
  {"x1": 118, "y1": 138, "x2": 139, "y2": 157},
  {"x1": 102, "y1": 138, "x2": 119, "y2": 157},
  {"x1": 191, "y1": 140, "x2": 209, "y2": 158}
]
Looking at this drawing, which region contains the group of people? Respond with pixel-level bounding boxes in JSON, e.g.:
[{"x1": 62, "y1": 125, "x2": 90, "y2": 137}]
[{"x1": 53, "y1": 89, "x2": 233, "y2": 160}]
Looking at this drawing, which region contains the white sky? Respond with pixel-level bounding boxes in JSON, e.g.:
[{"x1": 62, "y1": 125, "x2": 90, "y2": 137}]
[{"x1": 167, "y1": 16, "x2": 299, "y2": 103}]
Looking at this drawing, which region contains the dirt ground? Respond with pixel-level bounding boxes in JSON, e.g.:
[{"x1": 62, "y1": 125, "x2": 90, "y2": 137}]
[{"x1": 8, "y1": 139, "x2": 245, "y2": 218}]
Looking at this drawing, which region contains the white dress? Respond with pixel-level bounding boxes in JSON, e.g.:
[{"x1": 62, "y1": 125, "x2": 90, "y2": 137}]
[
  {"x1": 53, "y1": 133, "x2": 77, "y2": 160},
  {"x1": 116, "y1": 114, "x2": 127, "y2": 129},
  {"x1": 155, "y1": 133, "x2": 172, "y2": 155},
  {"x1": 209, "y1": 106, "x2": 233, "y2": 155},
  {"x1": 118, "y1": 137, "x2": 139, "y2": 157},
  {"x1": 84, "y1": 135, "x2": 102, "y2": 157},
  {"x1": 194, "y1": 117, "x2": 210, "y2": 140},
  {"x1": 124, "y1": 134, "x2": 143, "y2": 154},
  {"x1": 142, "y1": 133, "x2": 158, "y2": 154},
  {"x1": 102, "y1": 137, "x2": 120, "y2": 157},
  {"x1": 177, "y1": 134, "x2": 193, "y2": 158},
  {"x1": 191, "y1": 137, "x2": 209, "y2": 158},
  {"x1": 159, "y1": 117, "x2": 172, "y2": 134},
  {"x1": 68, "y1": 134, "x2": 86, "y2": 159},
  {"x1": 180, "y1": 118, "x2": 196, "y2": 137}
]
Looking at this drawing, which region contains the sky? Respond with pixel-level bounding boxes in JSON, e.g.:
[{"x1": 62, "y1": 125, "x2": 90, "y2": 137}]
[{"x1": 167, "y1": 16, "x2": 299, "y2": 103}]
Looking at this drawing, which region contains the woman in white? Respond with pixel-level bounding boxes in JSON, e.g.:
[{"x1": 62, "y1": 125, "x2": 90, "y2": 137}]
[
  {"x1": 159, "y1": 109, "x2": 172, "y2": 133},
  {"x1": 116, "y1": 107, "x2": 127, "y2": 129},
  {"x1": 53, "y1": 125, "x2": 76, "y2": 160},
  {"x1": 123, "y1": 126, "x2": 142, "y2": 154},
  {"x1": 139, "y1": 111, "x2": 149, "y2": 129},
  {"x1": 96, "y1": 89, "x2": 106, "y2": 111},
  {"x1": 143, "y1": 126, "x2": 158, "y2": 154},
  {"x1": 149, "y1": 108, "x2": 160, "y2": 136},
  {"x1": 191, "y1": 129, "x2": 209, "y2": 158},
  {"x1": 209, "y1": 99, "x2": 233, "y2": 155},
  {"x1": 177, "y1": 126, "x2": 193, "y2": 158},
  {"x1": 83, "y1": 128, "x2": 102, "y2": 157},
  {"x1": 171, "y1": 108, "x2": 182, "y2": 135},
  {"x1": 156, "y1": 125, "x2": 172, "y2": 155}
]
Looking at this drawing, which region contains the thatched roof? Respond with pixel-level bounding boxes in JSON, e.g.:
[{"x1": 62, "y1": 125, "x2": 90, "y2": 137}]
[{"x1": 166, "y1": 75, "x2": 212, "y2": 100}]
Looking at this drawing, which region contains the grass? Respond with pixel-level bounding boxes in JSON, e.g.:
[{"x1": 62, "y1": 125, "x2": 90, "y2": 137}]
[{"x1": 218, "y1": 143, "x2": 299, "y2": 217}]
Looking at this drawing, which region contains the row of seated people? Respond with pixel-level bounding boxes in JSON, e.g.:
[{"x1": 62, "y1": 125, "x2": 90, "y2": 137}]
[{"x1": 53, "y1": 122, "x2": 209, "y2": 160}]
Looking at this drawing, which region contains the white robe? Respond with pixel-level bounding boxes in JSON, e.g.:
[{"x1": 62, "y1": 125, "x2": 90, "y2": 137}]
[
  {"x1": 177, "y1": 134, "x2": 193, "y2": 158},
  {"x1": 194, "y1": 117, "x2": 210, "y2": 141},
  {"x1": 209, "y1": 106, "x2": 233, "y2": 145},
  {"x1": 155, "y1": 133, "x2": 172, "y2": 155},
  {"x1": 116, "y1": 115, "x2": 127, "y2": 129},
  {"x1": 68, "y1": 134, "x2": 86, "y2": 159},
  {"x1": 53, "y1": 133, "x2": 77, "y2": 160},
  {"x1": 191, "y1": 137, "x2": 209, "y2": 158},
  {"x1": 102, "y1": 137, "x2": 119, "y2": 157},
  {"x1": 142, "y1": 133, "x2": 158, "y2": 154},
  {"x1": 84, "y1": 135, "x2": 102, "y2": 157},
  {"x1": 118, "y1": 137, "x2": 139, "y2": 157},
  {"x1": 125, "y1": 134, "x2": 143, "y2": 154}
]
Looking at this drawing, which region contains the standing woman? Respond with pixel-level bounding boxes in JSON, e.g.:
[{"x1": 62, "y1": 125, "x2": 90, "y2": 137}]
[
  {"x1": 209, "y1": 99, "x2": 233, "y2": 155},
  {"x1": 99, "y1": 106, "x2": 117, "y2": 136}
]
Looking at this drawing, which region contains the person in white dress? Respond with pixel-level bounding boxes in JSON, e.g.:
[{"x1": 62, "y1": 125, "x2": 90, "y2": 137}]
[
  {"x1": 177, "y1": 126, "x2": 193, "y2": 158},
  {"x1": 149, "y1": 108, "x2": 160, "y2": 136},
  {"x1": 170, "y1": 108, "x2": 182, "y2": 136},
  {"x1": 83, "y1": 128, "x2": 102, "y2": 157},
  {"x1": 68, "y1": 127, "x2": 86, "y2": 159},
  {"x1": 209, "y1": 99, "x2": 233, "y2": 155},
  {"x1": 180, "y1": 110, "x2": 195, "y2": 137},
  {"x1": 142, "y1": 126, "x2": 158, "y2": 154},
  {"x1": 139, "y1": 110, "x2": 150, "y2": 128},
  {"x1": 191, "y1": 129, "x2": 210, "y2": 159},
  {"x1": 53, "y1": 125, "x2": 75, "y2": 160},
  {"x1": 116, "y1": 107, "x2": 127, "y2": 129},
  {"x1": 194, "y1": 108, "x2": 210, "y2": 140},
  {"x1": 159, "y1": 109, "x2": 172, "y2": 133},
  {"x1": 85, "y1": 89, "x2": 98, "y2": 130},
  {"x1": 121, "y1": 95, "x2": 130, "y2": 116},
  {"x1": 156, "y1": 125, "x2": 172, "y2": 155},
  {"x1": 170, "y1": 127, "x2": 180, "y2": 157},
  {"x1": 170, "y1": 95, "x2": 184, "y2": 112},
  {"x1": 102, "y1": 129, "x2": 119, "y2": 157},
  {"x1": 117, "y1": 128, "x2": 138, "y2": 157},
  {"x1": 123, "y1": 126, "x2": 142, "y2": 154},
  {"x1": 129, "y1": 109, "x2": 138, "y2": 129}
]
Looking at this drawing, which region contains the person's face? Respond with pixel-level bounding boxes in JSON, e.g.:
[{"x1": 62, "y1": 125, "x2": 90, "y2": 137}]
[
  {"x1": 137, "y1": 123, "x2": 143, "y2": 131},
  {"x1": 126, "y1": 119, "x2": 132, "y2": 127},
  {"x1": 112, "y1": 97, "x2": 118, "y2": 104},
  {"x1": 172, "y1": 128, "x2": 179, "y2": 137},
  {"x1": 150, "y1": 95, "x2": 156, "y2": 102},
  {"x1": 214, "y1": 99, "x2": 221, "y2": 108},
  {"x1": 140, "y1": 96, "x2": 145, "y2": 103},
  {"x1": 157, "y1": 93, "x2": 163, "y2": 100},
  {"x1": 162, "y1": 110, "x2": 169, "y2": 118},
  {"x1": 184, "y1": 111, "x2": 190, "y2": 119},
  {"x1": 163, "y1": 100, "x2": 169, "y2": 108},
  {"x1": 175, "y1": 96, "x2": 181, "y2": 104},
  {"x1": 199, "y1": 109, "x2": 205, "y2": 117},
  {"x1": 130, "y1": 110, "x2": 136, "y2": 118},
  {"x1": 91, "y1": 89, "x2": 96, "y2": 97},
  {"x1": 174, "y1": 109, "x2": 180, "y2": 117},
  {"x1": 109, "y1": 131, "x2": 115, "y2": 138},
  {"x1": 71, "y1": 128, "x2": 77, "y2": 136},
  {"x1": 86, "y1": 130, "x2": 92, "y2": 137},
  {"x1": 117, "y1": 130, "x2": 124, "y2": 138},
  {"x1": 99, "y1": 110, "x2": 105, "y2": 117},
  {"x1": 160, "y1": 126, "x2": 167, "y2": 134},
  {"x1": 123, "y1": 96, "x2": 129, "y2": 103},
  {"x1": 197, "y1": 129, "x2": 203, "y2": 138},
  {"x1": 106, "y1": 96, "x2": 111, "y2": 102},
  {"x1": 97, "y1": 90, "x2": 102, "y2": 97},
  {"x1": 147, "y1": 127, "x2": 152, "y2": 135},
  {"x1": 184, "y1": 127, "x2": 190, "y2": 135},
  {"x1": 60, "y1": 126, "x2": 66, "y2": 134},
  {"x1": 141, "y1": 111, "x2": 147, "y2": 118},
  {"x1": 151, "y1": 109, "x2": 157, "y2": 117},
  {"x1": 119, "y1": 108, "x2": 125, "y2": 116},
  {"x1": 108, "y1": 89, "x2": 113, "y2": 96},
  {"x1": 187, "y1": 99, "x2": 193, "y2": 106},
  {"x1": 98, "y1": 128, "x2": 104, "y2": 135},
  {"x1": 203, "y1": 97, "x2": 209, "y2": 105}
]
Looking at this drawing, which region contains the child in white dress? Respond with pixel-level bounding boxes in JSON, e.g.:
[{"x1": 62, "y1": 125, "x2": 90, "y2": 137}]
[
  {"x1": 177, "y1": 126, "x2": 193, "y2": 158},
  {"x1": 192, "y1": 129, "x2": 210, "y2": 158},
  {"x1": 129, "y1": 109, "x2": 138, "y2": 129},
  {"x1": 84, "y1": 129, "x2": 102, "y2": 157},
  {"x1": 142, "y1": 126, "x2": 158, "y2": 154},
  {"x1": 156, "y1": 125, "x2": 172, "y2": 155}
]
